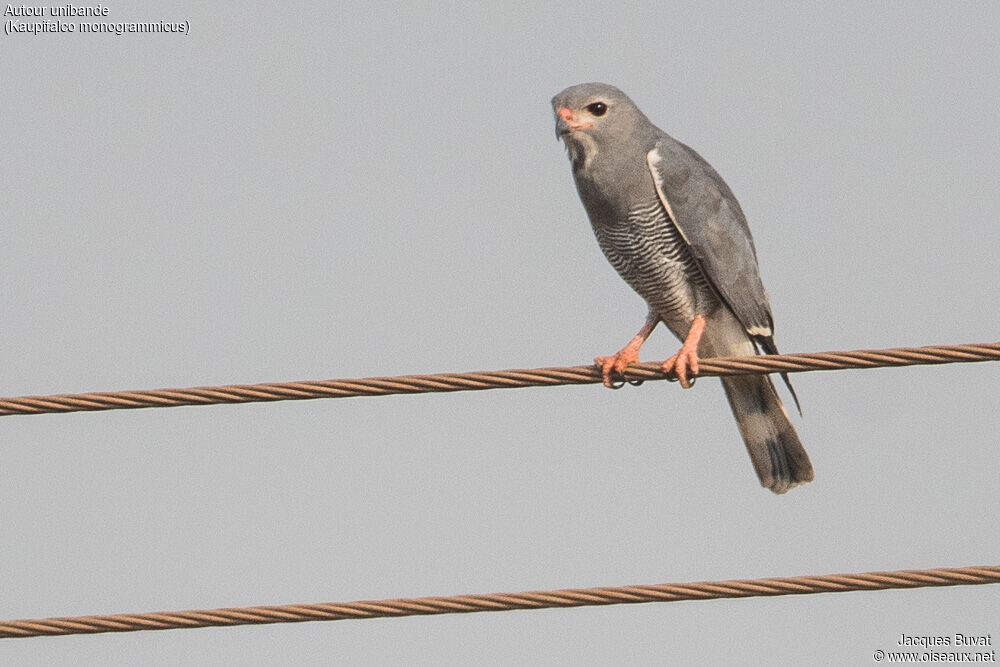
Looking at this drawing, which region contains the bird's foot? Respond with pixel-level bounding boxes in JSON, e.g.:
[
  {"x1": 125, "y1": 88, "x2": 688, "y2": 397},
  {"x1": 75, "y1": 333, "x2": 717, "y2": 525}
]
[
  {"x1": 593, "y1": 310, "x2": 662, "y2": 389},
  {"x1": 661, "y1": 315, "x2": 706, "y2": 389},
  {"x1": 662, "y1": 345, "x2": 699, "y2": 388},
  {"x1": 594, "y1": 348, "x2": 641, "y2": 388}
]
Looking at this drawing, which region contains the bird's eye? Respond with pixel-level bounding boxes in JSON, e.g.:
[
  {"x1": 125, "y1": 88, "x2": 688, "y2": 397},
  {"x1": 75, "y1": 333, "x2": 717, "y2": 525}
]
[{"x1": 586, "y1": 102, "x2": 608, "y2": 116}]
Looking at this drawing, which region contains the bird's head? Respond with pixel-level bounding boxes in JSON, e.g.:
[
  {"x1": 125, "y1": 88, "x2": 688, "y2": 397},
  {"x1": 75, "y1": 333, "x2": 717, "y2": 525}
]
[{"x1": 551, "y1": 82, "x2": 648, "y2": 168}]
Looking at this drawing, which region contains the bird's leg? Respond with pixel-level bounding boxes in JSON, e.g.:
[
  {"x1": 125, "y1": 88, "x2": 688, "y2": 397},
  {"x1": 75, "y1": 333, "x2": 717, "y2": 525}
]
[
  {"x1": 595, "y1": 310, "x2": 661, "y2": 388},
  {"x1": 661, "y1": 315, "x2": 706, "y2": 389}
]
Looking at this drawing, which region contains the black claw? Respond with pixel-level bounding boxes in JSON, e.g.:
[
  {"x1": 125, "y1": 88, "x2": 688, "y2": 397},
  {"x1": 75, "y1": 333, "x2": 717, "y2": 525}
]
[
  {"x1": 664, "y1": 370, "x2": 695, "y2": 387},
  {"x1": 608, "y1": 370, "x2": 643, "y2": 389}
]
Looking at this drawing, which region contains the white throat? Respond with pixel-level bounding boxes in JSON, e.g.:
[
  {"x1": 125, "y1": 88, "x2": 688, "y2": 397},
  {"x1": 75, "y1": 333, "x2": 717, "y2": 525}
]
[{"x1": 564, "y1": 132, "x2": 599, "y2": 172}]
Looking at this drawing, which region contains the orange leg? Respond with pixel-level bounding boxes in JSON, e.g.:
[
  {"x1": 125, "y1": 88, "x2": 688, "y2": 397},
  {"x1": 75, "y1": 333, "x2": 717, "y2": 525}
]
[
  {"x1": 595, "y1": 310, "x2": 660, "y2": 388},
  {"x1": 661, "y1": 315, "x2": 706, "y2": 389}
]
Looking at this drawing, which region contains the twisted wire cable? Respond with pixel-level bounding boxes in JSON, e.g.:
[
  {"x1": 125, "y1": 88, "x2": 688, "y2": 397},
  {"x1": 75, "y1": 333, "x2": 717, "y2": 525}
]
[
  {"x1": 0, "y1": 341, "x2": 997, "y2": 417},
  {"x1": 2, "y1": 564, "x2": 997, "y2": 639}
]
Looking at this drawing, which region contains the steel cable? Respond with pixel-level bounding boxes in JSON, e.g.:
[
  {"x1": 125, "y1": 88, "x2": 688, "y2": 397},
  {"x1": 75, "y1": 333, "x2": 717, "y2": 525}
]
[
  {"x1": 0, "y1": 341, "x2": 997, "y2": 417},
  {"x1": 2, "y1": 564, "x2": 997, "y2": 639}
]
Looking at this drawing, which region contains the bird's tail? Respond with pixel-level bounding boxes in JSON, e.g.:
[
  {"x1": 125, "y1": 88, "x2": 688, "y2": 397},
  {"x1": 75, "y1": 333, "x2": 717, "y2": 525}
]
[{"x1": 720, "y1": 374, "x2": 813, "y2": 493}]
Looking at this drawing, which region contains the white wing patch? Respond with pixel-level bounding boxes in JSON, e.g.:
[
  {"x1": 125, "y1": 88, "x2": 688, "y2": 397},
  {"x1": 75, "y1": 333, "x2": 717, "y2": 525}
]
[{"x1": 646, "y1": 147, "x2": 690, "y2": 246}]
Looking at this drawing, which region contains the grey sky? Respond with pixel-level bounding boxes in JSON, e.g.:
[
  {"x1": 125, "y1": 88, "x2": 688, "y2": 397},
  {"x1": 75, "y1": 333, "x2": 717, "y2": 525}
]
[{"x1": 3, "y1": 2, "x2": 998, "y2": 664}]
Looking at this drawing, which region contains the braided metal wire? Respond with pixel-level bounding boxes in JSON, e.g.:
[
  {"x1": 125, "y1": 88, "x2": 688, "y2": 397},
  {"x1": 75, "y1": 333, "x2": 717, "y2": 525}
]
[
  {"x1": 2, "y1": 565, "x2": 997, "y2": 639},
  {"x1": 0, "y1": 341, "x2": 997, "y2": 418}
]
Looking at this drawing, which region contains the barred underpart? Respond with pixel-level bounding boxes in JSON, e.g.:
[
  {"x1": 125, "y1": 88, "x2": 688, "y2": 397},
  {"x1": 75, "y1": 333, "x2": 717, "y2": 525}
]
[{"x1": 592, "y1": 198, "x2": 717, "y2": 335}]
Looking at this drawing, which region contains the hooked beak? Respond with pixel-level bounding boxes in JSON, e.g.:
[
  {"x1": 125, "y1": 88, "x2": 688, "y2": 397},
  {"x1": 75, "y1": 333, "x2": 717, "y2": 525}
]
[
  {"x1": 555, "y1": 107, "x2": 592, "y2": 140},
  {"x1": 555, "y1": 118, "x2": 569, "y2": 140}
]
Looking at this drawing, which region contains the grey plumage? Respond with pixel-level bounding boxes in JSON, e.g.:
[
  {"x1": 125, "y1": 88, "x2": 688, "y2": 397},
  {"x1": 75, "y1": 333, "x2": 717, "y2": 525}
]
[
  {"x1": 594, "y1": 190, "x2": 717, "y2": 342},
  {"x1": 552, "y1": 82, "x2": 813, "y2": 493}
]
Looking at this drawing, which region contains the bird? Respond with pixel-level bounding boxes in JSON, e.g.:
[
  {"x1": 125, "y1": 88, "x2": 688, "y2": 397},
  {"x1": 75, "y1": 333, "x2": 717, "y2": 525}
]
[{"x1": 551, "y1": 82, "x2": 813, "y2": 493}]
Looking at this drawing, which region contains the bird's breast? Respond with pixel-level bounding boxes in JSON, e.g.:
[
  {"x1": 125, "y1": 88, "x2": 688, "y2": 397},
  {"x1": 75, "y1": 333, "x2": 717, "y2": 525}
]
[{"x1": 592, "y1": 198, "x2": 718, "y2": 335}]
